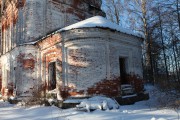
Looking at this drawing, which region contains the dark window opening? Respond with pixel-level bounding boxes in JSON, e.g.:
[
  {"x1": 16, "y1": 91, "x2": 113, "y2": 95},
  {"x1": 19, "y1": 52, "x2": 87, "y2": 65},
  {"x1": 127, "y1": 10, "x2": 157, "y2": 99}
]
[
  {"x1": 0, "y1": 76, "x2": 2, "y2": 91},
  {"x1": 119, "y1": 57, "x2": 127, "y2": 84},
  {"x1": 14, "y1": 67, "x2": 16, "y2": 89},
  {"x1": 48, "y1": 62, "x2": 56, "y2": 90}
]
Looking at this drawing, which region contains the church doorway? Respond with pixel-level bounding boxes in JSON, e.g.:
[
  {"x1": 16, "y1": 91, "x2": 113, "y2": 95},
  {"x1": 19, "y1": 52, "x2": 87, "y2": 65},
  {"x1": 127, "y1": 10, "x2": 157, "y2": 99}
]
[
  {"x1": 48, "y1": 62, "x2": 56, "y2": 90},
  {"x1": 119, "y1": 57, "x2": 127, "y2": 84}
]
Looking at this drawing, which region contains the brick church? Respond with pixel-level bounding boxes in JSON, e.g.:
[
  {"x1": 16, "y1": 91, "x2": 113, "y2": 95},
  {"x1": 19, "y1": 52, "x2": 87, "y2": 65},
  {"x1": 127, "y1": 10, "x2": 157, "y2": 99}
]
[{"x1": 0, "y1": 0, "x2": 144, "y2": 100}]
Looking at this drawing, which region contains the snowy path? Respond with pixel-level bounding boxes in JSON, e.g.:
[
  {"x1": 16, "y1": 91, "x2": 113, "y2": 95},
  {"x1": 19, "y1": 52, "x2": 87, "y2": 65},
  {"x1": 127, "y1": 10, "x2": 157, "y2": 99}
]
[
  {"x1": 0, "y1": 100, "x2": 178, "y2": 120},
  {"x1": 0, "y1": 85, "x2": 179, "y2": 120},
  {"x1": 0, "y1": 102, "x2": 65, "y2": 120}
]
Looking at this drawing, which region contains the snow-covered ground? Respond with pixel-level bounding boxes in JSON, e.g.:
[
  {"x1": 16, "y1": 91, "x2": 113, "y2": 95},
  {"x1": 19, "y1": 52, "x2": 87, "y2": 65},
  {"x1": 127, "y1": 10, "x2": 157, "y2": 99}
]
[{"x1": 0, "y1": 85, "x2": 179, "y2": 120}]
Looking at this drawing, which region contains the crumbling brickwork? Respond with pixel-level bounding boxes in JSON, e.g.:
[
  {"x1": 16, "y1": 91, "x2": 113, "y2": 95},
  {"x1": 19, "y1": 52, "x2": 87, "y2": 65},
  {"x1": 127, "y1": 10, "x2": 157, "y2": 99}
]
[
  {"x1": 35, "y1": 28, "x2": 143, "y2": 99},
  {"x1": 0, "y1": 0, "x2": 105, "y2": 54},
  {"x1": 0, "y1": 0, "x2": 143, "y2": 100},
  {"x1": 61, "y1": 28, "x2": 143, "y2": 98},
  {"x1": 0, "y1": 44, "x2": 38, "y2": 98},
  {"x1": 126, "y1": 74, "x2": 144, "y2": 93},
  {"x1": 37, "y1": 34, "x2": 63, "y2": 99},
  {"x1": 87, "y1": 78, "x2": 121, "y2": 97},
  {"x1": 0, "y1": 0, "x2": 105, "y2": 98}
]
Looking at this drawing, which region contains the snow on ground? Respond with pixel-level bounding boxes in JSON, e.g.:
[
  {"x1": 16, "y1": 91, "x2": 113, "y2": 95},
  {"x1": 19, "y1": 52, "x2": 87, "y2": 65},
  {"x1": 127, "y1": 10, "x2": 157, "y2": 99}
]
[{"x1": 0, "y1": 85, "x2": 179, "y2": 120}]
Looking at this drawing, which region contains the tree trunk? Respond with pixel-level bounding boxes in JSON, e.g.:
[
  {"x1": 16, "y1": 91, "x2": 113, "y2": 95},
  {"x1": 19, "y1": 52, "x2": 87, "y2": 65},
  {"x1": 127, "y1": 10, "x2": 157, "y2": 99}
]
[
  {"x1": 176, "y1": 0, "x2": 180, "y2": 30},
  {"x1": 158, "y1": 5, "x2": 169, "y2": 83}
]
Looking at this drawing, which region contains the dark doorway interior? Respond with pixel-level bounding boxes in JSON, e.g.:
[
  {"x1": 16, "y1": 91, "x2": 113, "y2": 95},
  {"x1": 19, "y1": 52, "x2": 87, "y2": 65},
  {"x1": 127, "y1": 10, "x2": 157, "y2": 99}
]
[
  {"x1": 0, "y1": 77, "x2": 1, "y2": 92},
  {"x1": 119, "y1": 57, "x2": 127, "y2": 84},
  {"x1": 48, "y1": 62, "x2": 56, "y2": 90}
]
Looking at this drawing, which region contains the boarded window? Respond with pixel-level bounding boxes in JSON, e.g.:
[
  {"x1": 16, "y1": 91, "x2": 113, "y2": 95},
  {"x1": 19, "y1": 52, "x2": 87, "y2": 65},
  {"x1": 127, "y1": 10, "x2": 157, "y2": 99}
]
[{"x1": 23, "y1": 59, "x2": 35, "y2": 69}]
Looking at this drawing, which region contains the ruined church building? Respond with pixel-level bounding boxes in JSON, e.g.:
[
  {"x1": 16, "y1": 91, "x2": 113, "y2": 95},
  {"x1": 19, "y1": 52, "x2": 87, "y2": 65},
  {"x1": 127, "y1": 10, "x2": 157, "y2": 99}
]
[{"x1": 0, "y1": 0, "x2": 144, "y2": 100}]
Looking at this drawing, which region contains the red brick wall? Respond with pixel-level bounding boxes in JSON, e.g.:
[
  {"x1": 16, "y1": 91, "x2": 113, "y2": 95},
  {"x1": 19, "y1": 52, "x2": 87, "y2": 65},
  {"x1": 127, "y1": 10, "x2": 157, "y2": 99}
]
[
  {"x1": 2, "y1": 1, "x2": 20, "y2": 32},
  {"x1": 1, "y1": 1, "x2": 19, "y2": 54},
  {"x1": 17, "y1": 53, "x2": 36, "y2": 70},
  {"x1": 22, "y1": 59, "x2": 35, "y2": 69},
  {"x1": 87, "y1": 78, "x2": 120, "y2": 97},
  {"x1": 38, "y1": 34, "x2": 61, "y2": 50},
  {"x1": 38, "y1": 34, "x2": 63, "y2": 92},
  {"x1": 37, "y1": 33, "x2": 122, "y2": 99},
  {"x1": 59, "y1": 77, "x2": 121, "y2": 99},
  {"x1": 126, "y1": 74, "x2": 144, "y2": 93},
  {"x1": 51, "y1": 0, "x2": 104, "y2": 20},
  {"x1": 59, "y1": 75, "x2": 144, "y2": 99}
]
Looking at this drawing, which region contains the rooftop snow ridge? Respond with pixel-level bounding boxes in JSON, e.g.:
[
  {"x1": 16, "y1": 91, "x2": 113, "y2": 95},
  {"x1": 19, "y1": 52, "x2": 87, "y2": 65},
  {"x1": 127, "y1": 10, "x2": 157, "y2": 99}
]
[
  {"x1": 57, "y1": 16, "x2": 144, "y2": 38},
  {"x1": 24, "y1": 16, "x2": 144, "y2": 45}
]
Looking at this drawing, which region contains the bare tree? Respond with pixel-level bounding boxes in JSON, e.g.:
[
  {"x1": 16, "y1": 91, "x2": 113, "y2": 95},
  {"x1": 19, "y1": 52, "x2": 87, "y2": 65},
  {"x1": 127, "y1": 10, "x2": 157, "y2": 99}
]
[
  {"x1": 103, "y1": 0, "x2": 124, "y2": 25},
  {"x1": 123, "y1": 0, "x2": 156, "y2": 83},
  {"x1": 103, "y1": 0, "x2": 180, "y2": 87}
]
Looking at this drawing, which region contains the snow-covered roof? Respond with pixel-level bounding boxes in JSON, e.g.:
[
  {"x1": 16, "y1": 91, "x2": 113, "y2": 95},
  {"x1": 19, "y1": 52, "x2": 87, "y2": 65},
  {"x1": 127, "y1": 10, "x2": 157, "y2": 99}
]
[
  {"x1": 57, "y1": 16, "x2": 144, "y2": 38},
  {"x1": 23, "y1": 16, "x2": 144, "y2": 45}
]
